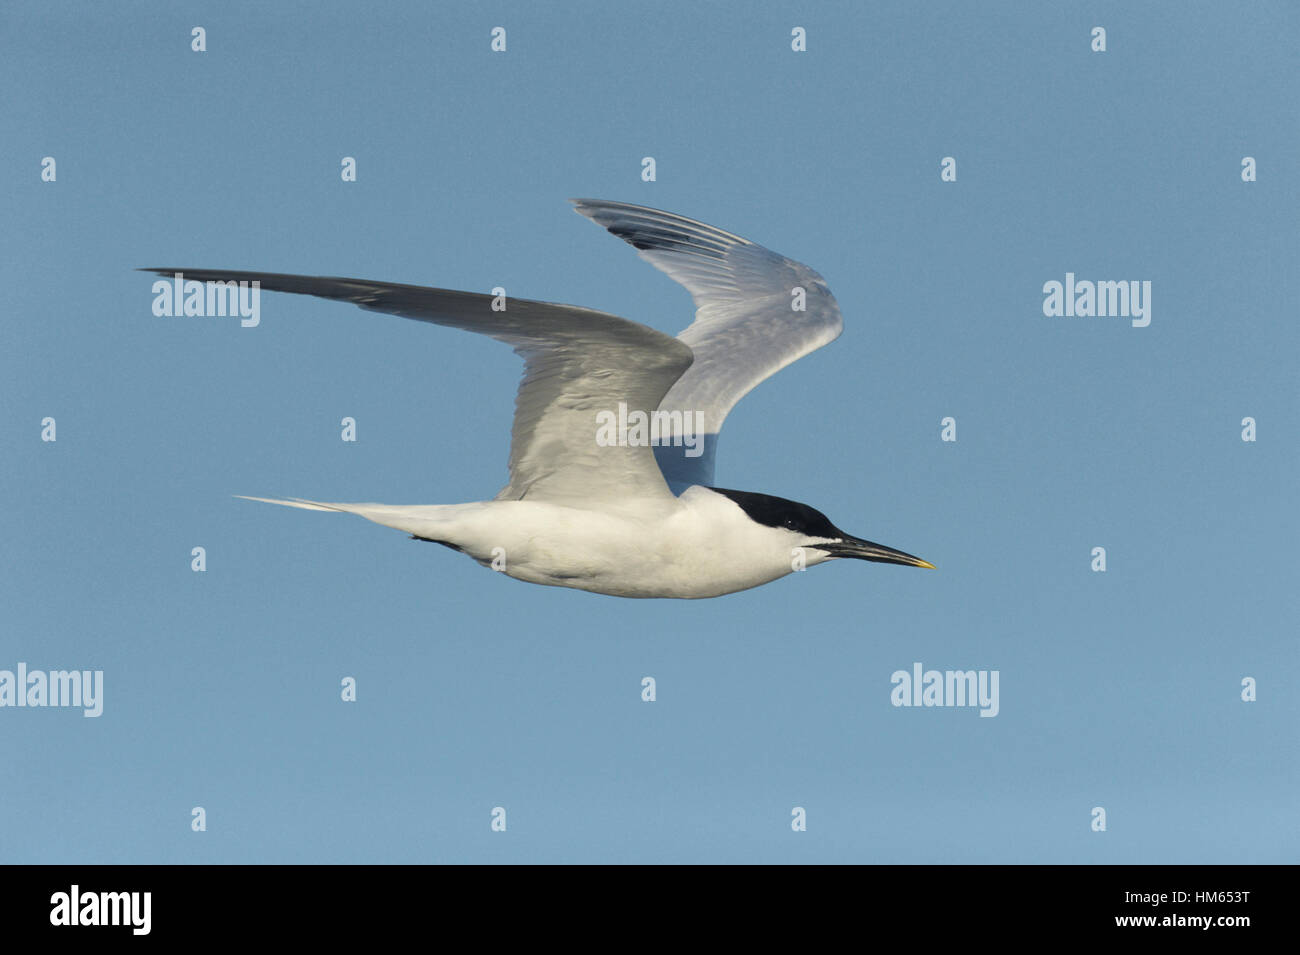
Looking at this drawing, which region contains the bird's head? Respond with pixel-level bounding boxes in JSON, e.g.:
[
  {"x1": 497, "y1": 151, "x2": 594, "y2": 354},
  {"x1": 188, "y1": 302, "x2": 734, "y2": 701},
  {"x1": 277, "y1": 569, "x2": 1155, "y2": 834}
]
[{"x1": 708, "y1": 487, "x2": 934, "y2": 570}]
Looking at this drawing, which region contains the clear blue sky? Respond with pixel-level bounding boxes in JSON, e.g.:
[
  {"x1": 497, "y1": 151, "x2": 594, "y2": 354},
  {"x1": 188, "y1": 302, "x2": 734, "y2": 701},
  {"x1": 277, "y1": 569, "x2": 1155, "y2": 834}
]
[{"x1": 2, "y1": 1, "x2": 1296, "y2": 863}]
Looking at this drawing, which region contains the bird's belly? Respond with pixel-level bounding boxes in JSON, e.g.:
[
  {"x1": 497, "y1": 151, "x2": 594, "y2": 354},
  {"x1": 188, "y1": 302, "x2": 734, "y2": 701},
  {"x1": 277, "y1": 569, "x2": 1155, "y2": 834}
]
[{"x1": 496, "y1": 525, "x2": 790, "y2": 599}]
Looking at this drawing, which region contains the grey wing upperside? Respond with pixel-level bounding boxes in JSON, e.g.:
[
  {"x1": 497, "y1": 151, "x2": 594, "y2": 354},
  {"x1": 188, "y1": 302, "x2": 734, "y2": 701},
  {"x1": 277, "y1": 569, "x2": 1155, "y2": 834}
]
[{"x1": 139, "y1": 268, "x2": 694, "y2": 505}]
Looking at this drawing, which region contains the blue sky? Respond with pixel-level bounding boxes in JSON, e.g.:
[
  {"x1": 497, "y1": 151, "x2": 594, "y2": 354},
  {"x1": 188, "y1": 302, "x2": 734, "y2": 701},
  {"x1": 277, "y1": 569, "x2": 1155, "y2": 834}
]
[{"x1": 2, "y1": 0, "x2": 1296, "y2": 863}]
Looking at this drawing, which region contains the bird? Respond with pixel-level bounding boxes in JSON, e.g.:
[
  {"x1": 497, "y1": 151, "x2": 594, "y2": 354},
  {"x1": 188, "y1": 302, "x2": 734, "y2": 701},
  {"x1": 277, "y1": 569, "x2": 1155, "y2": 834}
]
[{"x1": 142, "y1": 199, "x2": 933, "y2": 598}]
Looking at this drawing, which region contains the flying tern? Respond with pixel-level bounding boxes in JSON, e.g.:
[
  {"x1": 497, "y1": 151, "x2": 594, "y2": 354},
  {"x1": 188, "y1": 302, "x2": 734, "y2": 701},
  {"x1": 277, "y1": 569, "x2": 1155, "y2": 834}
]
[{"x1": 143, "y1": 200, "x2": 933, "y2": 598}]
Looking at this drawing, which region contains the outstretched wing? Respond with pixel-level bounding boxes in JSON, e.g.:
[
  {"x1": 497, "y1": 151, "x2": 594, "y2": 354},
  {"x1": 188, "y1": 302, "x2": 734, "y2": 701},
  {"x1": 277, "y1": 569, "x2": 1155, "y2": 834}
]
[
  {"x1": 139, "y1": 269, "x2": 694, "y2": 505},
  {"x1": 570, "y1": 200, "x2": 843, "y2": 490}
]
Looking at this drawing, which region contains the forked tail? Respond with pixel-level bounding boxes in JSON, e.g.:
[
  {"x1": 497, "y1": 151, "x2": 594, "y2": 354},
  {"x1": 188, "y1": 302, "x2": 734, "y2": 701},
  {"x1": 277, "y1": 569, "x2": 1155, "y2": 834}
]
[{"x1": 236, "y1": 495, "x2": 346, "y2": 512}]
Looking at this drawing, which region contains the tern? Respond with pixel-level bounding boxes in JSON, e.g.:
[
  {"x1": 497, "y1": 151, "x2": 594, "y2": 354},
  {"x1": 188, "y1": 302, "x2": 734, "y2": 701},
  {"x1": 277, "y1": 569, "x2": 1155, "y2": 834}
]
[{"x1": 143, "y1": 200, "x2": 933, "y2": 598}]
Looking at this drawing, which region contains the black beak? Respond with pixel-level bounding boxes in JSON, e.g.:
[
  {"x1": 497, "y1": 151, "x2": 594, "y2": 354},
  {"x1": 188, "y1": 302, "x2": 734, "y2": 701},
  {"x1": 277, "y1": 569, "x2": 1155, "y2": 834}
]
[{"x1": 816, "y1": 536, "x2": 935, "y2": 569}]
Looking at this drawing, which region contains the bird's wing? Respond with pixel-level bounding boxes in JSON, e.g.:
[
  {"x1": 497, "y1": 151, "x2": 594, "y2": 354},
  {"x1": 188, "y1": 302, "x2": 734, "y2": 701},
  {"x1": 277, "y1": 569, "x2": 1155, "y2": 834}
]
[
  {"x1": 570, "y1": 199, "x2": 843, "y2": 490},
  {"x1": 139, "y1": 269, "x2": 694, "y2": 505}
]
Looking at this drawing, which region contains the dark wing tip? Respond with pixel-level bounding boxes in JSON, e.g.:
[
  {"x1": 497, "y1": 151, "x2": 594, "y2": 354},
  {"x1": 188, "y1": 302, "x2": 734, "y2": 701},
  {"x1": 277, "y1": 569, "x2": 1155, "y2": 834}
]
[{"x1": 571, "y1": 200, "x2": 735, "y2": 260}]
